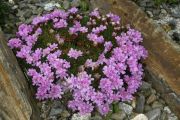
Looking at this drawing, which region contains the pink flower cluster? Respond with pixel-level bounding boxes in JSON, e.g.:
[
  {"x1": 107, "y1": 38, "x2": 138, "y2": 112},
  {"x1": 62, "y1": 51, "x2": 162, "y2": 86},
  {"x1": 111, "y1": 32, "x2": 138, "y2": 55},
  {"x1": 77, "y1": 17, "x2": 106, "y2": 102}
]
[
  {"x1": 68, "y1": 48, "x2": 83, "y2": 59},
  {"x1": 8, "y1": 7, "x2": 147, "y2": 115}
]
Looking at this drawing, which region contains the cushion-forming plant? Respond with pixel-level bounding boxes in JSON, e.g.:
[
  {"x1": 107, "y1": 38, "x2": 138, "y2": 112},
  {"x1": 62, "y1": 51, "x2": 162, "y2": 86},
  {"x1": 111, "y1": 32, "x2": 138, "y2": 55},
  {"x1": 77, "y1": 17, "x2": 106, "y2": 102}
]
[{"x1": 8, "y1": 7, "x2": 148, "y2": 115}]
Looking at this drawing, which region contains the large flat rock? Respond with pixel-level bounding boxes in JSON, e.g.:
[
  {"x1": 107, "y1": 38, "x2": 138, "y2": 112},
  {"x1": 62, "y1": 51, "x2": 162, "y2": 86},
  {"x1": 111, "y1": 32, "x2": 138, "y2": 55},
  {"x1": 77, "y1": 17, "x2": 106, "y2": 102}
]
[
  {"x1": 90, "y1": 0, "x2": 180, "y2": 118},
  {"x1": 0, "y1": 30, "x2": 40, "y2": 120}
]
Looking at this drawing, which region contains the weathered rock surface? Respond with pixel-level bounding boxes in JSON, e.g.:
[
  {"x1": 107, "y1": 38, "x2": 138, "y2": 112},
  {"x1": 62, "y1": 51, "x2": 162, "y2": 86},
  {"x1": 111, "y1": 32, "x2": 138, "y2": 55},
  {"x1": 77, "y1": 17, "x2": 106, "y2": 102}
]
[
  {"x1": 119, "y1": 102, "x2": 133, "y2": 115},
  {"x1": 145, "y1": 108, "x2": 161, "y2": 120},
  {"x1": 90, "y1": 0, "x2": 180, "y2": 118},
  {"x1": 131, "y1": 114, "x2": 148, "y2": 120},
  {"x1": 111, "y1": 111, "x2": 126, "y2": 120},
  {"x1": 147, "y1": 94, "x2": 156, "y2": 104},
  {"x1": 135, "y1": 94, "x2": 145, "y2": 113},
  {"x1": 0, "y1": 30, "x2": 40, "y2": 120}
]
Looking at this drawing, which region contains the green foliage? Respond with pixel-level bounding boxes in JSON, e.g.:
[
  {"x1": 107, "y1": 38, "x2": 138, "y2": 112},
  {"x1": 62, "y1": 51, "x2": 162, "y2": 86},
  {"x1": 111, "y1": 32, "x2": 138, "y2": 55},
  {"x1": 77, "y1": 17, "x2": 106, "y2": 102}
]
[
  {"x1": 153, "y1": 0, "x2": 178, "y2": 5},
  {"x1": 79, "y1": 0, "x2": 89, "y2": 11},
  {"x1": 0, "y1": 0, "x2": 11, "y2": 28}
]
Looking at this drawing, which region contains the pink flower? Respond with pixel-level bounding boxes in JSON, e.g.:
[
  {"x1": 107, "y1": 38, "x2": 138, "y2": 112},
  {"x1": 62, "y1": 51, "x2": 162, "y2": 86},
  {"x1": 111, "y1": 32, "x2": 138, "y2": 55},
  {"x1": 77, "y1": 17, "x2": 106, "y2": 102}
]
[
  {"x1": 87, "y1": 33, "x2": 104, "y2": 44},
  {"x1": 17, "y1": 24, "x2": 33, "y2": 38},
  {"x1": 67, "y1": 48, "x2": 83, "y2": 59},
  {"x1": 90, "y1": 8, "x2": 100, "y2": 18},
  {"x1": 55, "y1": 34, "x2": 64, "y2": 44},
  {"x1": 49, "y1": 85, "x2": 63, "y2": 99},
  {"x1": 69, "y1": 21, "x2": 88, "y2": 34},
  {"x1": 107, "y1": 12, "x2": 120, "y2": 24},
  {"x1": 68, "y1": 7, "x2": 78, "y2": 14},
  {"x1": 54, "y1": 19, "x2": 67, "y2": 29},
  {"x1": 92, "y1": 25, "x2": 107, "y2": 34},
  {"x1": 104, "y1": 41, "x2": 113, "y2": 52},
  {"x1": 8, "y1": 38, "x2": 22, "y2": 49}
]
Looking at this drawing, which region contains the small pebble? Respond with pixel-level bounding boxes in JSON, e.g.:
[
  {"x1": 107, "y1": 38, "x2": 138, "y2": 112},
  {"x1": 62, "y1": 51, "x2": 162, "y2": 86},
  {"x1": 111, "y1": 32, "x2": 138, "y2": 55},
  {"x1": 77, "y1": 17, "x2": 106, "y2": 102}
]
[
  {"x1": 164, "y1": 106, "x2": 171, "y2": 114},
  {"x1": 146, "y1": 11, "x2": 153, "y2": 18},
  {"x1": 131, "y1": 114, "x2": 148, "y2": 120},
  {"x1": 146, "y1": 94, "x2": 156, "y2": 104},
  {"x1": 111, "y1": 111, "x2": 126, "y2": 120},
  {"x1": 135, "y1": 94, "x2": 145, "y2": 113},
  {"x1": 145, "y1": 108, "x2": 161, "y2": 120},
  {"x1": 119, "y1": 102, "x2": 133, "y2": 115},
  {"x1": 144, "y1": 105, "x2": 151, "y2": 112},
  {"x1": 49, "y1": 108, "x2": 62, "y2": 117},
  {"x1": 152, "y1": 101, "x2": 163, "y2": 109}
]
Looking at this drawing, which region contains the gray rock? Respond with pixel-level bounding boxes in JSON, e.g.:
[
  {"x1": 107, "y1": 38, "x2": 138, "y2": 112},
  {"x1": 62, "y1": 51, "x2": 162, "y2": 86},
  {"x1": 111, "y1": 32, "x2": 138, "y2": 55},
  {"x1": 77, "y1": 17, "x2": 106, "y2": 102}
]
[
  {"x1": 71, "y1": 0, "x2": 80, "y2": 7},
  {"x1": 160, "y1": 111, "x2": 168, "y2": 120},
  {"x1": 12, "y1": 5, "x2": 18, "y2": 10},
  {"x1": 52, "y1": 100, "x2": 63, "y2": 108},
  {"x1": 139, "y1": 1, "x2": 146, "y2": 7},
  {"x1": 131, "y1": 114, "x2": 148, "y2": 120},
  {"x1": 61, "y1": 110, "x2": 70, "y2": 118},
  {"x1": 172, "y1": 14, "x2": 180, "y2": 18},
  {"x1": 28, "y1": 0, "x2": 37, "y2": 4},
  {"x1": 135, "y1": 95, "x2": 145, "y2": 113},
  {"x1": 161, "y1": 9, "x2": 167, "y2": 15},
  {"x1": 146, "y1": 1, "x2": 154, "y2": 7},
  {"x1": 164, "y1": 106, "x2": 171, "y2": 114},
  {"x1": 168, "y1": 113, "x2": 178, "y2": 120},
  {"x1": 111, "y1": 111, "x2": 126, "y2": 120},
  {"x1": 152, "y1": 9, "x2": 160, "y2": 15},
  {"x1": 146, "y1": 11, "x2": 153, "y2": 18},
  {"x1": 152, "y1": 101, "x2": 163, "y2": 109},
  {"x1": 90, "y1": 115, "x2": 102, "y2": 120},
  {"x1": 16, "y1": 10, "x2": 25, "y2": 17},
  {"x1": 19, "y1": 17, "x2": 26, "y2": 22},
  {"x1": 19, "y1": 3, "x2": 28, "y2": 9},
  {"x1": 44, "y1": 2, "x2": 61, "y2": 11},
  {"x1": 119, "y1": 102, "x2": 133, "y2": 115},
  {"x1": 159, "y1": 99, "x2": 165, "y2": 105},
  {"x1": 146, "y1": 94, "x2": 156, "y2": 104},
  {"x1": 145, "y1": 108, "x2": 161, "y2": 120},
  {"x1": 161, "y1": 3, "x2": 169, "y2": 11},
  {"x1": 144, "y1": 105, "x2": 151, "y2": 112},
  {"x1": 71, "y1": 113, "x2": 91, "y2": 120},
  {"x1": 32, "y1": 7, "x2": 41, "y2": 15},
  {"x1": 151, "y1": 89, "x2": 156, "y2": 95},
  {"x1": 63, "y1": 1, "x2": 70, "y2": 9},
  {"x1": 131, "y1": 98, "x2": 136, "y2": 109},
  {"x1": 24, "y1": 10, "x2": 32, "y2": 18},
  {"x1": 49, "y1": 108, "x2": 63, "y2": 116},
  {"x1": 139, "y1": 81, "x2": 152, "y2": 91},
  {"x1": 25, "y1": 15, "x2": 35, "y2": 24},
  {"x1": 168, "y1": 20, "x2": 177, "y2": 30}
]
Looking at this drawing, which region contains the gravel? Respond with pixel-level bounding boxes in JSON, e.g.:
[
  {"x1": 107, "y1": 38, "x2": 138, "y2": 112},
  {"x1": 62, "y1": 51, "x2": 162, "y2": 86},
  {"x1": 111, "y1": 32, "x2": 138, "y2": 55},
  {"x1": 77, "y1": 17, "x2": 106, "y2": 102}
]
[
  {"x1": 1, "y1": 0, "x2": 179, "y2": 119},
  {"x1": 133, "y1": 0, "x2": 180, "y2": 45}
]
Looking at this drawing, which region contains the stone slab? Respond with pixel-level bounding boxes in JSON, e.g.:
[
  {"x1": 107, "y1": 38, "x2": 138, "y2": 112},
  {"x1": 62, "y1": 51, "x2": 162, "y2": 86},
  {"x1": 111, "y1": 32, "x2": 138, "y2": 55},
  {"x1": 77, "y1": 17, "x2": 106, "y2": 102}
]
[
  {"x1": 0, "y1": 30, "x2": 40, "y2": 120},
  {"x1": 90, "y1": 0, "x2": 180, "y2": 118}
]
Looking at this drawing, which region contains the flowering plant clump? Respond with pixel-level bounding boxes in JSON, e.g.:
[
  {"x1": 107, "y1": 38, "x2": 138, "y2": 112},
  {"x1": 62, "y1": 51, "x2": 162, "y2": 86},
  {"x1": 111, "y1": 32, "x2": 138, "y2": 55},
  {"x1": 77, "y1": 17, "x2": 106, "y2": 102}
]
[{"x1": 8, "y1": 7, "x2": 147, "y2": 115}]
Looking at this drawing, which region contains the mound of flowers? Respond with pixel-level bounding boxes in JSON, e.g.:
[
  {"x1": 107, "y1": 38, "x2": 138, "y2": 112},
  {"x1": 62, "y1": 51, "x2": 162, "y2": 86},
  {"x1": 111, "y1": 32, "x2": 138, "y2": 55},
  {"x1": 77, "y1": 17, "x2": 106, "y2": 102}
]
[{"x1": 8, "y1": 7, "x2": 147, "y2": 115}]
